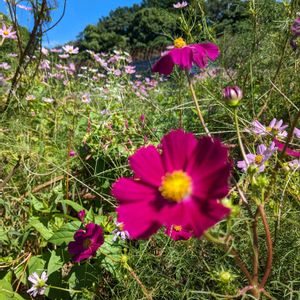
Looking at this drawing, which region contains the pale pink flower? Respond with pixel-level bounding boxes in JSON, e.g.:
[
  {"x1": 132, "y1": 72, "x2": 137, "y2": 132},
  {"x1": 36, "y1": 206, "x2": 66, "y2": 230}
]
[
  {"x1": 173, "y1": 1, "x2": 188, "y2": 9},
  {"x1": 0, "y1": 23, "x2": 17, "y2": 40},
  {"x1": 62, "y1": 45, "x2": 79, "y2": 55}
]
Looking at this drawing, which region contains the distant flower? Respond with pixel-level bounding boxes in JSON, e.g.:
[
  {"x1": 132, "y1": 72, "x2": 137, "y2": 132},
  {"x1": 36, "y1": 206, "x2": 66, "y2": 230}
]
[
  {"x1": 42, "y1": 97, "x2": 54, "y2": 103},
  {"x1": 26, "y1": 95, "x2": 36, "y2": 101},
  {"x1": 273, "y1": 139, "x2": 300, "y2": 158},
  {"x1": 59, "y1": 54, "x2": 70, "y2": 59},
  {"x1": 27, "y1": 271, "x2": 48, "y2": 297},
  {"x1": 291, "y1": 18, "x2": 300, "y2": 36},
  {"x1": 237, "y1": 143, "x2": 277, "y2": 173},
  {"x1": 17, "y1": 4, "x2": 32, "y2": 11},
  {"x1": 0, "y1": 62, "x2": 11, "y2": 70},
  {"x1": 81, "y1": 93, "x2": 91, "y2": 103},
  {"x1": 125, "y1": 65, "x2": 136, "y2": 74},
  {"x1": 78, "y1": 210, "x2": 86, "y2": 222},
  {"x1": 248, "y1": 118, "x2": 288, "y2": 138},
  {"x1": 69, "y1": 150, "x2": 76, "y2": 157},
  {"x1": 173, "y1": 1, "x2": 188, "y2": 8},
  {"x1": 8, "y1": 53, "x2": 17, "y2": 57},
  {"x1": 114, "y1": 69, "x2": 122, "y2": 76},
  {"x1": 112, "y1": 221, "x2": 130, "y2": 242},
  {"x1": 165, "y1": 225, "x2": 193, "y2": 241},
  {"x1": 50, "y1": 48, "x2": 62, "y2": 53},
  {"x1": 41, "y1": 47, "x2": 49, "y2": 56},
  {"x1": 222, "y1": 86, "x2": 243, "y2": 107},
  {"x1": 68, "y1": 223, "x2": 104, "y2": 262},
  {"x1": 0, "y1": 23, "x2": 17, "y2": 40},
  {"x1": 63, "y1": 45, "x2": 79, "y2": 55},
  {"x1": 40, "y1": 60, "x2": 50, "y2": 70},
  {"x1": 294, "y1": 127, "x2": 300, "y2": 139},
  {"x1": 112, "y1": 130, "x2": 231, "y2": 239},
  {"x1": 152, "y1": 38, "x2": 219, "y2": 75},
  {"x1": 288, "y1": 159, "x2": 300, "y2": 171}
]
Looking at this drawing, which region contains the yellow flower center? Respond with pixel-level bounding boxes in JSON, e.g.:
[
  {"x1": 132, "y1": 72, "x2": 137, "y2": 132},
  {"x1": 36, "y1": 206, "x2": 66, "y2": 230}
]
[
  {"x1": 3, "y1": 30, "x2": 9, "y2": 36},
  {"x1": 159, "y1": 171, "x2": 192, "y2": 202},
  {"x1": 174, "y1": 37, "x2": 187, "y2": 48},
  {"x1": 255, "y1": 154, "x2": 264, "y2": 164},
  {"x1": 118, "y1": 223, "x2": 124, "y2": 231},
  {"x1": 83, "y1": 238, "x2": 92, "y2": 249},
  {"x1": 173, "y1": 225, "x2": 183, "y2": 232},
  {"x1": 266, "y1": 127, "x2": 272, "y2": 132}
]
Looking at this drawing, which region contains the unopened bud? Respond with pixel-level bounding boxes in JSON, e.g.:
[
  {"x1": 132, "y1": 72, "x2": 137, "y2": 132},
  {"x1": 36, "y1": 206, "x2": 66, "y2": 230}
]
[{"x1": 222, "y1": 86, "x2": 243, "y2": 107}]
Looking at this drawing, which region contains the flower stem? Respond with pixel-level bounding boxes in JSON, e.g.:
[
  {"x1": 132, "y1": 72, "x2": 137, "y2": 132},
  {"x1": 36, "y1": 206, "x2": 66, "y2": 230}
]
[
  {"x1": 258, "y1": 205, "x2": 273, "y2": 289},
  {"x1": 186, "y1": 72, "x2": 211, "y2": 136},
  {"x1": 234, "y1": 108, "x2": 249, "y2": 164}
]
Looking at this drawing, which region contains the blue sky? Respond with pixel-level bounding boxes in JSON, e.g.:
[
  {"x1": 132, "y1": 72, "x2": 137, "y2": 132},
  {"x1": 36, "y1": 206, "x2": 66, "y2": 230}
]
[{"x1": 0, "y1": 0, "x2": 141, "y2": 47}]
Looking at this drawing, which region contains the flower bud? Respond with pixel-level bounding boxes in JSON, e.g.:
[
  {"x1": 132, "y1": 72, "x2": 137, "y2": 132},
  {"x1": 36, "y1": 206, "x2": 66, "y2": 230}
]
[
  {"x1": 219, "y1": 271, "x2": 233, "y2": 283},
  {"x1": 291, "y1": 18, "x2": 300, "y2": 37},
  {"x1": 222, "y1": 86, "x2": 243, "y2": 107},
  {"x1": 78, "y1": 210, "x2": 86, "y2": 223}
]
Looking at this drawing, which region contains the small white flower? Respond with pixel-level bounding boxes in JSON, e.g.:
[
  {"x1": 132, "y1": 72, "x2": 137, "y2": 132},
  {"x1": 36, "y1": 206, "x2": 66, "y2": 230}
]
[
  {"x1": 27, "y1": 271, "x2": 48, "y2": 297},
  {"x1": 112, "y1": 221, "x2": 130, "y2": 242}
]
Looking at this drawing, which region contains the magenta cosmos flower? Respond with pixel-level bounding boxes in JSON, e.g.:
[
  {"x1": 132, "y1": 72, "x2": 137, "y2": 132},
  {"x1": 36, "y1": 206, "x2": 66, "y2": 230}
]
[
  {"x1": 165, "y1": 225, "x2": 193, "y2": 241},
  {"x1": 112, "y1": 130, "x2": 231, "y2": 240},
  {"x1": 68, "y1": 223, "x2": 104, "y2": 262},
  {"x1": 274, "y1": 139, "x2": 300, "y2": 158},
  {"x1": 152, "y1": 38, "x2": 220, "y2": 75}
]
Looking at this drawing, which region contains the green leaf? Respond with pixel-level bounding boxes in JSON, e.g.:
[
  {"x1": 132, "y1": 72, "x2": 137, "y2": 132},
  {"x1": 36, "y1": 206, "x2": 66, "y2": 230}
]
[
  {"x1": 0, "y1": 278, "x2": 26, "y2": 300},
  {"x1": 28, "y1": 217, "x2": 53, "y2": 240},
  {"x1": 47, "y1": 251, "x2": 63, "y2": 276},
  {"x1": 57, "y1": 200, "x2": 85, "y2": 213},
  {"x1": 48, "y1": 221, "x2": 81, "y2": 246}
]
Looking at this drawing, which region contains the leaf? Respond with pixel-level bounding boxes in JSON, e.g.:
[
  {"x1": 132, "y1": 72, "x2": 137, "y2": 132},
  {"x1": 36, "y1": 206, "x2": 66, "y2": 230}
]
[
  {"x1": 48, "y1": 221, "x2": 81, "y2": 246},
  {"x1": 57, "y1": 200, "x2": 85, "y2": 213},
  {"x1": 47, "y1": 251, "x2": 62, "y2": 276},
  {"x1": 0, "y1": 278, "x2": 26, "y2": 300},
  {"x1": 28, "y1": 217, "x2": 53, "y2": 240}
]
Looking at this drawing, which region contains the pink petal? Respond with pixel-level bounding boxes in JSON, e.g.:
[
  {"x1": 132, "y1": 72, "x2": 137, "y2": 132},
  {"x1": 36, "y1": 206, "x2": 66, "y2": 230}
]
[
  {"x1": 117, "y1": 201, "x2": 161, "y2": 239},
  {"x1": 274, "y1": 139, "x2": 300, "y2": 157},
  {"x1": 186, "y1": 137, "x2": 231, "y2": 200},
  {"x1": 169, "y1": 47, "x2": 193, "y2": 69},
  {"x1": 129, "y1": 145, "x2": 164, "y2": 187},
  {"x1": 197, "y1": 43, "x2": 220, "y2": 60},
  {"x1": 161, "y1": 129, "x2": 198, "y2": 172},
  {"x1": 152, "y1": 52, "x2": 175, "y2": 75},
  {"x1": 112, "y1": 178, "x2": 158, "y2": 204}
]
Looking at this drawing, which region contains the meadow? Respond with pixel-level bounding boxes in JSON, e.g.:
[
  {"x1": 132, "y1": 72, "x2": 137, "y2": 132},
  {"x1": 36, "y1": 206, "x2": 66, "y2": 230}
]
[{"x1": 0, "y1": 1, "x2": 300, "y2": 299}]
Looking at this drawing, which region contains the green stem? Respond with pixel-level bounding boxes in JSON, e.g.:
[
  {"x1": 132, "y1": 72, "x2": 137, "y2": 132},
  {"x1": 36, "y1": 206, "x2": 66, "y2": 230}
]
[
  {"x1": 234, "y1": 108, "x2": 249, "y2": 164},
  {"x1": 186, "y1": 72, "x2": 211, "y2": 136}
]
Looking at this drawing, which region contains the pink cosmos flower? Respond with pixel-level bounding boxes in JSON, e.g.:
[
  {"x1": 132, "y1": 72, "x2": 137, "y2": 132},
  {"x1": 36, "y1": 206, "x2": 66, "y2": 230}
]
[
  {"x1": 248, "y1": 118, "x2": 288, "y2": 138},
  {"x1": 17, "y1": 4, "x2": 33, "y2": 11},
  {"x1": 165, "y1": 225, "x2": 193, "y2": 241},
  {"x1": 152, "y1": 38, "x2": 219, "y2": 75},
  {"x1": 125, "y1": 65, "x2": 136, "y2": 74},
  {"x1": 173, "y1": 1, "x2": 188, "y2": 9},
  {"x1": 69, "y1": 150, "x2": 76, "y2": 157},
  {"x1": 0, "y1": 23, "x2": 17, "y2": 40},
  {"x1": 222, "y1": 86, "x2": 243, "y2": 107},
  {"x1": 112, "y1": 130, "x2": 231, "y2": 240},
  {"x1": 273, "y1": 139, "x2": 300, "y2": 158},
  {"x1": 288, "y1": 159, "x2": 300, "y2": 171},
  {"x1": 237, "y1": 143, "x2": 277, "y2": 173},
  {"x1": 62, "y1": 45, "x2": 79, "y2": 55},
  {"x1": 68, "y1": 223, "x2": 104, "y2": 262},
  {"x1": 27, "y1": 271, "x2": 48, "y2": 297},
  {"x1": 112, "y1": 221, "x2": 130, "y2": 242},
  {"x1": 294, "y1": 127, "x2": 300, "y2": 139}
]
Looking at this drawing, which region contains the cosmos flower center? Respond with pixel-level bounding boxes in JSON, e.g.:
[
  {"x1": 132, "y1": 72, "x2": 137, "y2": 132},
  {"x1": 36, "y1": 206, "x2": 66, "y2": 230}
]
[
  {"x1": 173, "y1": 225, "x2": 182, "y2": 232},
  {"x1": 159, "y1": 170, "x2": 192, "y2": 202},
  {"x1": 118, "y1": 223, "x2": 124, "y2": 231},
  {"x1": 83, "y1": 238, "x2": 92, "y2": 249},
  {"x1": 255, "y1": 154, "x2": 264, "y2": 164},
  {"x1": 174, "y1": 37, "x2": 186, "y2": 48},
  {"x1": 3, "y1": 30, "x2": 9, "y2": 36},
  {"x1": 36, "y1": 280, "x2": 46, "y2": 288}
]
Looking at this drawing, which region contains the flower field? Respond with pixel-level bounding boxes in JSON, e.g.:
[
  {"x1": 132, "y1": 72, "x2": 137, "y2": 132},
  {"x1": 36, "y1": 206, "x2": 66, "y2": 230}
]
[{"x1": 0, "y1": 1, "x2": 300, "y2": 299}]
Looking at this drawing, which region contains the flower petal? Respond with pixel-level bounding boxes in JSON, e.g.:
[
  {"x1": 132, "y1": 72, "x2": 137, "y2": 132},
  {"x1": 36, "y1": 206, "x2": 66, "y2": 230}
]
[
  {"x1": 112, "y1": 178, "x2": 158, "y2": 204},
  {"x1": 152, "y1": 52, "x2": 175, "y2": 75},
  {"x1": 161, "y1": 129, "x2": 198, "y2": 172},
  {"x1": 129, "y1": 145, "x2": 164, "y2": 187}
]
